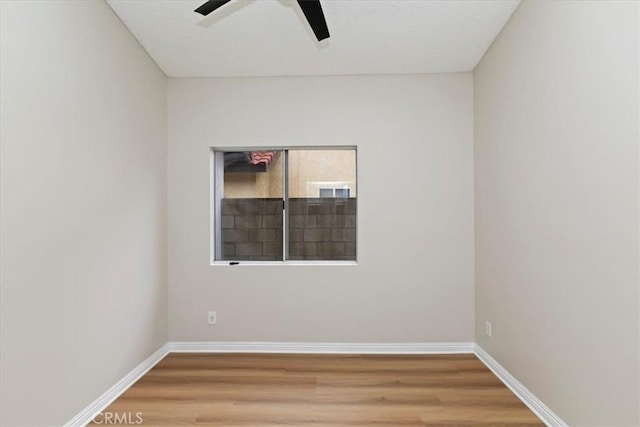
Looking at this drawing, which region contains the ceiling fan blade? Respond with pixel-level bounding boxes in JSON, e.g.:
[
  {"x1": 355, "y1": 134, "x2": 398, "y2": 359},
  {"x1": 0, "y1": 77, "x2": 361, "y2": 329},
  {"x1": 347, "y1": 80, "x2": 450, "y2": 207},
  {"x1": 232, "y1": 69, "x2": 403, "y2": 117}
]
[
  {"x1": 195, "y1": 0, "x2": 232, "y2": 16},
  {"x1": 296, "y1": 0, "x2": 330, "y2": 41}
]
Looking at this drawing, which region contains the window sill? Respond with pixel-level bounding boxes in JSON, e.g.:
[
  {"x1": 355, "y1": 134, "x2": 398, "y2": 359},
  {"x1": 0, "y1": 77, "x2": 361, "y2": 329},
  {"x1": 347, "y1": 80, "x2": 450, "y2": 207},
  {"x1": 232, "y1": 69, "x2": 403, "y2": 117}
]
[{"x1": 211, "y1": 260, "x2": 358, "y2": 267}]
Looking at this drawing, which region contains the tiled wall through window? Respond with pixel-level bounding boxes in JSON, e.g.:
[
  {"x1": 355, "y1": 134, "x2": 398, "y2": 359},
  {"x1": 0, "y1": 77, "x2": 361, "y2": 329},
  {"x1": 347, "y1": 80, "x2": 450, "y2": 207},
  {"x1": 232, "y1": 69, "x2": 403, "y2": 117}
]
[
  {"x1": 221, "y1": 198, "x2": 356, "y2": 261},
  {"x1": 221, "y1": 199, "x2": 283, "y2": 261},
  {"x1": 288, "y1": 198, "x2": 356, "y2": 260}
]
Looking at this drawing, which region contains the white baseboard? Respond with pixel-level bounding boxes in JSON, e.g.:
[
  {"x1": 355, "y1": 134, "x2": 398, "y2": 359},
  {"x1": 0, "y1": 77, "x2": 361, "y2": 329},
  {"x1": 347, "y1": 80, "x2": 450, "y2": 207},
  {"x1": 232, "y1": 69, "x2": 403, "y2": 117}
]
[
  {"x1": 474, "y1": 345, "x2": 568, "y2": 427},
  {"x1": 64, "y1": 343, "x2": 170, "y2": 427},
  {"x1": 168, "y1": 341, "x2": 475, "y2": 354}
]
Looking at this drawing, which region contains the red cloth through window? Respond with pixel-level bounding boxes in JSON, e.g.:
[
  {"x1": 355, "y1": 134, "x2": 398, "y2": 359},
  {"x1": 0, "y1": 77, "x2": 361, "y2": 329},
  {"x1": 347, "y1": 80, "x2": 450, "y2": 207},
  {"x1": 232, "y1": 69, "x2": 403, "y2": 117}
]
[{"x1": 250, "y1": 151, "x2": 277, "y2": 167}]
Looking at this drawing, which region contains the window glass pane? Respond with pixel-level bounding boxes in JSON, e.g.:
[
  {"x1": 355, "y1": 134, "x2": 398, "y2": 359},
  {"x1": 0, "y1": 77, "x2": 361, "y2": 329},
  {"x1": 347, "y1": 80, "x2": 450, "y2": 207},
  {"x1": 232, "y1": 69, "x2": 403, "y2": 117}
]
[
  {"x1": 334, "y1": 188, "x2": 350, "y2": 198},
  {"x1": 287, "y1": 149, "x2": 356, "y2": 261},
  {"x1": 216, "y1": 150, "x2": 283, "y2": 261},
  {"x1": 318, "y1": 188, "x2": 333, "y2": 198}
]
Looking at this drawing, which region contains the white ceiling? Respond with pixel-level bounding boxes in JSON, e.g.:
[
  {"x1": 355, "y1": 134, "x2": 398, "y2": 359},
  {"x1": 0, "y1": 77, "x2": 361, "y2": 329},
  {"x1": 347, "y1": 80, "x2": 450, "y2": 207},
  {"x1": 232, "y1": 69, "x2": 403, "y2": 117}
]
[{"x1": 107, "y1": 0, "x2": 520, "y2": 77}]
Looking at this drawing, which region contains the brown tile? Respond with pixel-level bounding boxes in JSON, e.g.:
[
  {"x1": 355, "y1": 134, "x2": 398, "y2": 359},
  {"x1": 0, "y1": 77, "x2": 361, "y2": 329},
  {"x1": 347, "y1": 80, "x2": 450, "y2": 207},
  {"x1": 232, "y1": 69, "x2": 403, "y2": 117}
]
[
  {"x1": 304, "y1": 228, "x2": 331, "y2": 242},
  {"x1": 221, "y1": 215, "x2": 234, "y2": 229},
  {"x1": 222, "y1": 229, "x2": 249, "y2": 243},
  {"x1": 290, "y1": 242, "x2": 318, "y2": 257},
  {"x1": 331, "y1": 228, "x2": 356, "y2": 242},
  {"x1": 236, "y1": 242, "x2": 263, "y2": 256},
  {"x1": 317, "y1": 242, "x2": 346, "y2": 258},
  {"x1": 235, "y1": 215, "x2": 262, "y2": 229},
  {"x1": 262, "y1": 242, "x2": 283, "y2": 257},
  {"x1": 250, "y1": 228, "x2": 277, "y2": 242},
  {"x1": 290, "y1": 215, "x2": 317, "y2": 228}
]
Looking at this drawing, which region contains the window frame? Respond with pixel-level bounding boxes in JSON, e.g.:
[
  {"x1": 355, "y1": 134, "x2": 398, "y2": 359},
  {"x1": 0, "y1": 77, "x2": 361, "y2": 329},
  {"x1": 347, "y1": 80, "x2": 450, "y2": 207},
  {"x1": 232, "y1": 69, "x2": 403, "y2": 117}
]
[{"x1": 210, "y1": 146, "x2": 358, "y2": 266}]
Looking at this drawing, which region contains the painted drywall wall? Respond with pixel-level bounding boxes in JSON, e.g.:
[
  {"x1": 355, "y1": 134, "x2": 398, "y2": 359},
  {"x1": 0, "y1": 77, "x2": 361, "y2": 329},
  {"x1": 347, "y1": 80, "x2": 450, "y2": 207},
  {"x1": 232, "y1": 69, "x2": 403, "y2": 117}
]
[
  {"x1": 167, "y1": 74, "x2": 474, "y2": 342},
  {"x1": 474, "y1": 1, "x2": 639, "y2": 425},
  {"x1": 0, "y1": 1, "x2": 167, "y2": 425}
]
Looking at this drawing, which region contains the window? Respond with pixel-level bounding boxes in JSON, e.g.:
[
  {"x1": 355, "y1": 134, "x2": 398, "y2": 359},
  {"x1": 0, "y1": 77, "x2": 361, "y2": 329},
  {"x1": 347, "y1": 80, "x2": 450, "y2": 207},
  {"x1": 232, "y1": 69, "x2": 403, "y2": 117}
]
[
  {"x1": 318, "y1": 185, "x2": 350, "y2": 198},
  {"x1": 212, "y1": 148, "x2": 357, "y2": 263}
]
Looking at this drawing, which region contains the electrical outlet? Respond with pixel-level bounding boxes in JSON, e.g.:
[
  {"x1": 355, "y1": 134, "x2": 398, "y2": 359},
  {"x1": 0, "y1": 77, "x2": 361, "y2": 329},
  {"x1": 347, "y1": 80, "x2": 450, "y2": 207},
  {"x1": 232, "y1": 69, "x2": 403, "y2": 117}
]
[
  {"x1": 485, "y1": 321, "x2": 492, "y2": 337},
  {"x1": 208, "y1": 311, "x2": 217, "y2": 325}
]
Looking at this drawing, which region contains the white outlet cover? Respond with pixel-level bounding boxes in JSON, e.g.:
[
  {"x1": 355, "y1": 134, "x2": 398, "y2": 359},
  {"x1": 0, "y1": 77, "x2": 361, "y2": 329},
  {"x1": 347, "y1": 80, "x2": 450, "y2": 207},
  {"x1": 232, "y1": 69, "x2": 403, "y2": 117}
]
[{"x1": 208, "y1": 311, "x2": 217, "y2": 325}]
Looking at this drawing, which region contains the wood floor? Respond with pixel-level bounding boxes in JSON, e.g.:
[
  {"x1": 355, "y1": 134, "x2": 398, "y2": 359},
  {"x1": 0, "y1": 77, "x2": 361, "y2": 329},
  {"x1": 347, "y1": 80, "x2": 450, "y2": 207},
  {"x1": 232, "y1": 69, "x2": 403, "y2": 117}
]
[{"x1": 94, "y1": 353, "x2": 543, "y2": 426}]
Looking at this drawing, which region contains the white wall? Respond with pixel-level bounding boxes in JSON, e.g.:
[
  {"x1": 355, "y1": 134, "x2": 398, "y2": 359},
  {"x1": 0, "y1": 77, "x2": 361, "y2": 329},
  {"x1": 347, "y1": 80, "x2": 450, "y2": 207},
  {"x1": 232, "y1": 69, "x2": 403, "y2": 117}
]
[
  {"x1": 0, "y1": 1, "x2": 167, "y2": 425},
  {"x1": 167, "y1": 75, "x2": 474, "y2": 343},
  {"x1": 474, "y1": 1, "x2": 639, "y2": 425}
]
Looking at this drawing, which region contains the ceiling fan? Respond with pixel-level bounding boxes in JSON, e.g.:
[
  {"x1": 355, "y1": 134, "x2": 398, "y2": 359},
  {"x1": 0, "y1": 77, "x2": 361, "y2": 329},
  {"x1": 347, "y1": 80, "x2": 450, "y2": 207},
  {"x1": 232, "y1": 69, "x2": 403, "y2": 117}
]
[{"x1": 194, "y1": 0, "x2": 330, "y2": 42}]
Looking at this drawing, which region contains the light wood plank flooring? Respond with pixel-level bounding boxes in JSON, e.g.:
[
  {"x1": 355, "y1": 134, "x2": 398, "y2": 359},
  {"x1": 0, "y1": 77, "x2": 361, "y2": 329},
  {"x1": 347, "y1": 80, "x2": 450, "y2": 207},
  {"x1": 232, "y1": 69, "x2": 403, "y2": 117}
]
[{"x1": 93, "y1": 353, "x2": 543, "y2": 426}]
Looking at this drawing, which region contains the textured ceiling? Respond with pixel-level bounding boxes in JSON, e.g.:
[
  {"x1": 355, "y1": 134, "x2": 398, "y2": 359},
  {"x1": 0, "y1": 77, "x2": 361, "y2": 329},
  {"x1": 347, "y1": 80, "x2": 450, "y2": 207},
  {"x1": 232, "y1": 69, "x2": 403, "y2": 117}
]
[{"x1": 107, "y1": 0, "x2": 520, "y2": 77}]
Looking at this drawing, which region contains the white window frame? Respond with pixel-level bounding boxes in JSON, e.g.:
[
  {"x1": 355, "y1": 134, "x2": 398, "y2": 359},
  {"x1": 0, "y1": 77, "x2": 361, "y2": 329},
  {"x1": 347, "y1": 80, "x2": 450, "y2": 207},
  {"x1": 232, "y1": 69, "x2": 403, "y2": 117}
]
[
  {"x1": 308, "y1": 182, "x2": 351, "y2": 198},
  {"x1": 210, "y1": 146, "x2": 357, "y2": 266}
]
